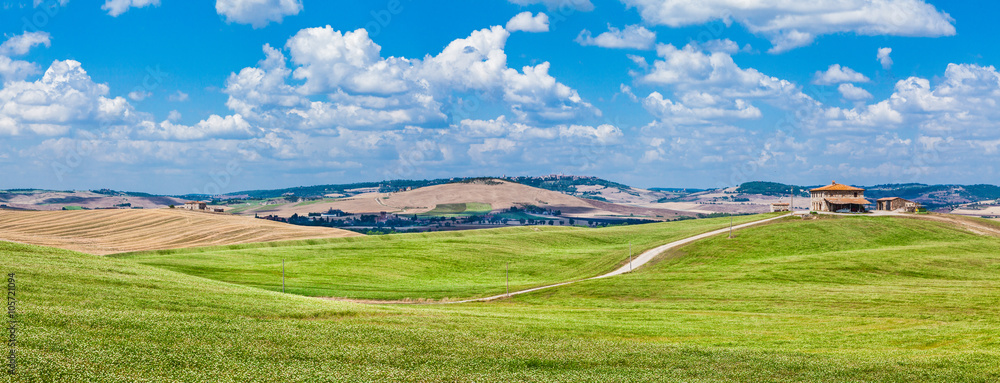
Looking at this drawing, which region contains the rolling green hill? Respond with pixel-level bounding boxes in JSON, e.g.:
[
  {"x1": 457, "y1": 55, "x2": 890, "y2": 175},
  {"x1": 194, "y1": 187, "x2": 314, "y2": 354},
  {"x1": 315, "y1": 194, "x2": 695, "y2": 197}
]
[
  {"x1": 509, "y1": 216, "x2": 1000, "y2": 369},
  {"x1": 117, "y1": 214, "x2": 774, "y2": 300},
  {"x1": 6, "y1": 215, "x2": 1000, "y2": 381}
]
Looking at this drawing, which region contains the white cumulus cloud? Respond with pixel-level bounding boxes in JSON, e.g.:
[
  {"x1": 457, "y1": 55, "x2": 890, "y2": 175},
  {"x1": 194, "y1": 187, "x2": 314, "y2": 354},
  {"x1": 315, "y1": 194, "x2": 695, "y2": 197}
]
[
  {"x1": 0, "y1": 32, "x2": 51, "y2": 82},
  {"x1": 128, "y1": 90, "x2": 151, "y2": 101},
  {"x1": 690, "y1": 39, "x2": 748, "y2": 54},
  {"x1": 141, "y1": 114, "x2": 257, "y2": 141},
  {"x1": 639, "y1": 43, "x2": 816, "y2": 109},
  {"x1": 102, "y1": 0, "x2": 160, "y2": 17},
  {"x1": 0, "y1": 32, "x2": 51, "y2": 56},
  {"x1": 468, "y1": 137, "x2": 517, "y2": 162},
  {"x1": 837, "y1": 83, "x2": 873, "y2": 101},
  {"x1": 0, "y1": 60, "x2": 132, "y2": 136},
  {"x1": 0, "y1": 56, "x2": 41, "y2": 83},
  {"x1": 168, "y1": 90, "x2": 189, "y2": 102},
  {"x1": 575, "y1": 25, "x2": 656, "y2": 50},
  {"x1": 506, "y1": 12, "x2": 549, "y2": 33},
  {"x1": 216, "y1": 0, "x2": 303, "y2": 28},
  {"x1": 643, "y1": 91, "x2": 762, "y2": 124},
  {"x1": 456, "y1": 115, "x2": 621, "y2": 144},
  {"x1": 813, "y1": 64, "x2": 870, "y2": 85},
  {"x1": 878, "y1": 47, "x2": 894, "y2": 70},
  {"x1": 225, "y1": 25, "x2": 597, "y2": 131},
  {"x1": 507, "y1": 0, "x2": 593, "y2": 11},
  {"x1": 622, "y1": 0, "x2": 956, "y2": 53},
  {"x1": 823, "y1": 63, "x2": 1000, "y2": 139}
]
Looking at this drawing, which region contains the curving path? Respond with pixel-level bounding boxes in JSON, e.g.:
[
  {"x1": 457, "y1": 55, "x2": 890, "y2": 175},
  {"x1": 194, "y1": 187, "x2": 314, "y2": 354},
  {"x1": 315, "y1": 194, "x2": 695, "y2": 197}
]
[{"x1": 447, "y1": 213, "x2": 792, "y2": 304}]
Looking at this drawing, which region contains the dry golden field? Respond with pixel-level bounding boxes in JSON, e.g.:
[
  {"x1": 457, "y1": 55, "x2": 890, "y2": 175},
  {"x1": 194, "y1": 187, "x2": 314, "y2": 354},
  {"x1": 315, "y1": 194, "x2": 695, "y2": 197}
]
[{"x1": 0, "y1": 208, "x2": 361, "y2": 255}]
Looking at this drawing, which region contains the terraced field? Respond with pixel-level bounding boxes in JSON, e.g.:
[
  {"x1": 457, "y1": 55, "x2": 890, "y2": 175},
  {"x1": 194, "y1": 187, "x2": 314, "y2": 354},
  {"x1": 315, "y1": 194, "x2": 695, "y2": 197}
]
[{"x1": 0, "y1": 208, "x2": 361, "y2": 255}]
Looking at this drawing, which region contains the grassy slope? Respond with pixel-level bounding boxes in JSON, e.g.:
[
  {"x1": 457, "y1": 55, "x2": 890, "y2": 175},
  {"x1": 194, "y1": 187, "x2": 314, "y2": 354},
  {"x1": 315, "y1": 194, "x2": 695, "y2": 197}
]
[
  {"x1": 118, "y1": 214, "x2": 774, "y2": 300},
  {"x1": 7, "y1": 241, "x2": 749, "y2": 382},
  {"x1": 479, "y1": 216, "x2": 1000, "y2": 374},
  {"x1": 5, "y1": 216, "x2": 1000, "y2": 381}
]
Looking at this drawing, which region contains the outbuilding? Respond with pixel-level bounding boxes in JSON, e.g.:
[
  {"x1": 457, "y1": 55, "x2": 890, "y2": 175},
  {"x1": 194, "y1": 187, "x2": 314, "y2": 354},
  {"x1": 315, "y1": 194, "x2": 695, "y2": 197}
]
[
  {"x1": 771, "y1": 203, "x2": 791, "y2": 212},
  {"x1": 876, "y1": 197, "x2": 920, "y2": 213},
  {"x1": 183, "y1": 201, "x2": 207, "y2": 211}
]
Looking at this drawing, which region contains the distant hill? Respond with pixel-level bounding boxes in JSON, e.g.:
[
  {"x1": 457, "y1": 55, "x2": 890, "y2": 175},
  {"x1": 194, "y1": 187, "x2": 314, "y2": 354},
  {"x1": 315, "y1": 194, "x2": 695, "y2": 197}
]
[
  {"x1": 0, "y1": 190, "x2": 186, "y2": 211},
  {"x1": 864, "y1": 184, "x2": 1000, "y2": 207},
  {"x1": 202, "y1": 178, "x2": 458, "y2": 201},
  {"x1": 503, "y1": 175, "x2": 631, "y2": 193},
  {"x1": 207, "y1": 175, "x2": 644, "y2": 202},
  {"x1": 7, "y1": 177, "x2": 1000, "y2": 213},
  {"x1": 235, "y1": 178, "x2": 688, "y2": 220},
  {"x1": 736, "y1": 182, "x2": 810, "y2": 197}
]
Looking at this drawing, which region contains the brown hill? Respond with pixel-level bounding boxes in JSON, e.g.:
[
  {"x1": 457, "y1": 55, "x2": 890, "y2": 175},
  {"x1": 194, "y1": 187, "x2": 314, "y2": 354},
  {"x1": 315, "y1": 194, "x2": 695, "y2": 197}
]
[
  {"x1": 0, "y1": 190, "x2": 186, "y2": 210},
  {"x1": 0, "y1": 208, "x2": 360, "y2": 255},
  {"x1": 248, "y1": 179, "x2": 687, "y2": 219}
]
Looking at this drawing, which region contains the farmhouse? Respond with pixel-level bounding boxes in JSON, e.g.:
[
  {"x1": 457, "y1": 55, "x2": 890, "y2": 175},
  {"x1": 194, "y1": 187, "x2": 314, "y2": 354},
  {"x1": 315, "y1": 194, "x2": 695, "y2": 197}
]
[
  {"x1": 183, "y1": 201, "x2": 207, "y2": 211},
  {"x1": 877, "y1": 197, "x2": 920, "y2": 213},
  {"x1": 770, "y1": 203, "x2": 791, "y2": 212},
  {"x1": 810, "y1": 182, "x2": 871, "y2": 213}
]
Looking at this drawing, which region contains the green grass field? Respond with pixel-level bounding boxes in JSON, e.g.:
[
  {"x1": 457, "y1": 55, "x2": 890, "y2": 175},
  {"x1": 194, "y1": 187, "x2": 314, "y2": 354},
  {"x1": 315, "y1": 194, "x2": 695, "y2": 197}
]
[
  {"x1": 223, "y1": 202, "x2": 274, "y2": 214},
  {"x1": 6, "y1": 214, "x2": 1000, "y2": 381},
  {"x1": 418, "y1": 202, "x2": 493, "y2": 217},
  {"x1": 294, "y1": 198, "x2": 342, "y2": 207},
  {"x1": 117, "y1": 214, "x2": 772, "y2": 300},
  {"x1": 493, "y1": 211, "x2": 554, "y2": 221}
]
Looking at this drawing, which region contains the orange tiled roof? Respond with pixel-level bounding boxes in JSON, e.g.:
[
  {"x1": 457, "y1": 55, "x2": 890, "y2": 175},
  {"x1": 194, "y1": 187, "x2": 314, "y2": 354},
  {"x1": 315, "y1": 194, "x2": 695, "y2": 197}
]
[{"x1": 810, "y1": 181, "x2": 865, "y2": 192}]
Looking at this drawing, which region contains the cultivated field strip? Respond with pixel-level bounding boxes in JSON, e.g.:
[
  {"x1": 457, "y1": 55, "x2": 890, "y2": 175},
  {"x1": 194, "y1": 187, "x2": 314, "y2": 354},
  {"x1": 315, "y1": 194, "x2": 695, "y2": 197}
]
[{"x1": 0, "y1": 208, "x2": 361, "y2": 255}]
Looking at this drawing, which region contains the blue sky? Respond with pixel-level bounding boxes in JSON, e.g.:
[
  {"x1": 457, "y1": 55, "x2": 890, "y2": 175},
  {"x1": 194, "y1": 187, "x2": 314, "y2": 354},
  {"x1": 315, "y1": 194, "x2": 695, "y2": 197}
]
[{"x1": 0, "y1": 0, "x2": 997, "y2": 194}]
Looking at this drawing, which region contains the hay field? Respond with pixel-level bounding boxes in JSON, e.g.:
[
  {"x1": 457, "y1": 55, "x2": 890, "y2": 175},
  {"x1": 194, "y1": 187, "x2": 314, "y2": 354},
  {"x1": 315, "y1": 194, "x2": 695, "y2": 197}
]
[{"x1": 0, "y1": 208, "x2": 361, "y2": 255}]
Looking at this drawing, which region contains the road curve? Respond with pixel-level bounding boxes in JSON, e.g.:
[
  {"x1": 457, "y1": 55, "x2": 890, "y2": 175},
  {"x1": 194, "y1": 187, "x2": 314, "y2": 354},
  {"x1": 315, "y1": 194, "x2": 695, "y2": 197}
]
[{"x1": 448, "y1": 213, "x2": 791, "y2": 304}]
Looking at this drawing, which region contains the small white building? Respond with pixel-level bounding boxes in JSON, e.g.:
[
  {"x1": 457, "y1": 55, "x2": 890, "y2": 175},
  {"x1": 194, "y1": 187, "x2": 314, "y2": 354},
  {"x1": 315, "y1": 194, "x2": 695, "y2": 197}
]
[
  {"x1": 183, "y1": 201, "x2": 207, "y2": 211},
  {"x1": 770, "y1": 203, "x2": 791, "y2": 212},
  {"x1": 877, "y1": 197, "x2": 920, "y2": 213}
]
